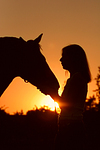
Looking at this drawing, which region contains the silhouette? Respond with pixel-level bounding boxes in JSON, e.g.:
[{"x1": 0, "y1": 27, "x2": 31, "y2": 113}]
[
  {"x1": 55, "y1": 44, "x2": 91, "y2": 150},
  {"x1": 93, "y1": 66, "x2": 100, "y2": 109},
  {"x1": 0, "y1": 34, "x2": 59, "y2": 99},
  {"x1": 1, "y1": 66, "x2": 100, "y2": 150},
  {"x1": 0, "y1": 106, "x2": 58, "y2": 150}
]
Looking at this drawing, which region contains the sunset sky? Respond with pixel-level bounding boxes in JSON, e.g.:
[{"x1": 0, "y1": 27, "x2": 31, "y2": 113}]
[{"x1": 0, "y1": 0, "x2": 100, "y2": 114}]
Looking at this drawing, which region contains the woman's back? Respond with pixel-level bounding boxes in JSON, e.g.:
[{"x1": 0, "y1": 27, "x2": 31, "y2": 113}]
[{"x1": 60, "y1": 72, "x2": 87, "y2": 120}]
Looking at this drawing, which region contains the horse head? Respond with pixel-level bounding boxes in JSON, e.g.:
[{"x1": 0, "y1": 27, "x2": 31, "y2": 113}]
[
  {"x1": 0, "y1": 34, "x2": 59, "y2": 99},
  {"x1": 18, "y1": 34, "x2": 60, "y2": 99}
]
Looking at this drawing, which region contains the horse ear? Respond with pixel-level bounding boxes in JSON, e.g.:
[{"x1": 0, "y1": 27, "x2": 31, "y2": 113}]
[{"x1": 34, "y1": 33, "x2": 43, "y2": 43}]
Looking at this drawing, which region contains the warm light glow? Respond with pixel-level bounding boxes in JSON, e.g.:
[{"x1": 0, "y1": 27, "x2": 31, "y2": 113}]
[
  {"x1": 0, "y1": 1, "x2": 99, "y2": 115},
  {"x1": 39, "y1": 95, "x2": 61, "y2": 114},
  {"x1": 58, "y1": 87, "x2": 63, "y2": 96}
]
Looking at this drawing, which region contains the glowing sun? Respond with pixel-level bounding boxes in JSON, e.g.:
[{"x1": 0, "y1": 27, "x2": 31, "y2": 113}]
[{"x1": 39, "y1": 95, "x2": 61, "y2": 113}]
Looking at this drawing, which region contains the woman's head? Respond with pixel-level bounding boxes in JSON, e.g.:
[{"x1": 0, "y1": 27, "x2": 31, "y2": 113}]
[{"x1": 60, "y1": 44, "x2": 91, "y2": 83}]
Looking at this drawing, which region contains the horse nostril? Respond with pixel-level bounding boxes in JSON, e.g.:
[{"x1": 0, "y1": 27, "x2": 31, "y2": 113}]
[{"x1": 24, "y1": 79, "x2": 28, "y2": 83}]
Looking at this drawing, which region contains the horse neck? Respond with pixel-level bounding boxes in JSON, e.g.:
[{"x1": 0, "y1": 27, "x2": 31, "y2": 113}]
[
  {"x1": 0, "y1": 74, "x2": 14, "y2": 97},
  {"x1": 0, "y1": 36, "x2": 24, "y2": 96},
  {"x1": 0, "y1": 58, "x2": 17, "y2": 97}
]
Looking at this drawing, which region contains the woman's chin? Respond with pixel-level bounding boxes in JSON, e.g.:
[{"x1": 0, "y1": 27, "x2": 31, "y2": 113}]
[
  {"x1": 62, "y1": 65, "x2": 64, "y2": 69},
  {"x1": 62, "y1": 66, "x2": 67, "y2": 70}
]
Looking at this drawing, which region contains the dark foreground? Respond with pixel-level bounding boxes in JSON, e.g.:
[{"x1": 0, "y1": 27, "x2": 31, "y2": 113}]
[
  {"x1": 0, "y1": 108, "x2": 58, "y2": 150},
  {"x1": 0, "y1": 108, "x2": 100, "y2": 150}
]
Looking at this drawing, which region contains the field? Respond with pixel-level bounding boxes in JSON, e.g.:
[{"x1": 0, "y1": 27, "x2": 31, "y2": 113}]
[{"x1": 0, "y1": 106, "x2": 100, "y2": 150}]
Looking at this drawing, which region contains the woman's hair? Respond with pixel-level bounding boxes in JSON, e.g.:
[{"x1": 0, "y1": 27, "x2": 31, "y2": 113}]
[{"x1": 62, "y1": 44, "x2": 91, "y2": 83}]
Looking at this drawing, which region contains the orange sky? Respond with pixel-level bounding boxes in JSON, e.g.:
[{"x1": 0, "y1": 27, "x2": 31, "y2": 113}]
[{"x1": 0, "y1": 0, "x2": 100, "y2": 114}]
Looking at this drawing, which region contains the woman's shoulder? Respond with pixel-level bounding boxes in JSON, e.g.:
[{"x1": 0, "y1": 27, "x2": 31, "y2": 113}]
[
  {"x1": 70, "y1": 72, "x2": 87, "y2": 85},
  {"x1": 72, "y1": 72, "x2": 86, "y2": 79}
]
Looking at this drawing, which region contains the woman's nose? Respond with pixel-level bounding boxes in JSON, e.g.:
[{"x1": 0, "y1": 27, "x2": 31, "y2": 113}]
[{"x1": 60, "y1": 57, "x2": 62, "y2": 62}]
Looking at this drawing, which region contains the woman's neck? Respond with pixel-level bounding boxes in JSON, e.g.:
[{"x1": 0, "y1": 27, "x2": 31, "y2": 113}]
[{"x1": 69, "y1": 70, "x2": 78, "y2": 78}]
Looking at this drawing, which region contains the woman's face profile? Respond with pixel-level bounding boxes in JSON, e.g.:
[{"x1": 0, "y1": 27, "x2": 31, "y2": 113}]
[{"x1": 60, "y1": 51, "x2": 71, "y2": 70}]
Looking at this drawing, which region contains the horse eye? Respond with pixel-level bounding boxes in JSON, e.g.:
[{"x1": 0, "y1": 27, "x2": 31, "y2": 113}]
[{"x1": 24, "y1": 79, "x2": 28, "y2": 83}]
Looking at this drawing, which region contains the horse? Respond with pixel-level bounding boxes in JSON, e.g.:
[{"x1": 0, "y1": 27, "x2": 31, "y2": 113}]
[{"x1": 0, "y1": 34, "x2": 59, "y2": 100}]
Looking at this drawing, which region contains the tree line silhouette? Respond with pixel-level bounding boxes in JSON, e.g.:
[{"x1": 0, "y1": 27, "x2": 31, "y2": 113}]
[
  {"x1": 0, "y1": 106, "x2": 58, "y2": 150},
  {"x1": 0, "y1": 67, "x2": 100, "y2": 150},
  {"x1": 83, "y1": 66, "x2": 100, "y2": 150},
  {"x1": 85, "y1": 66, "x2": 100, "y2": 111}
]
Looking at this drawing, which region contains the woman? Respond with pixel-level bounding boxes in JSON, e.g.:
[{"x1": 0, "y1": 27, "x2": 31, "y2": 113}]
[{"x1": 55, "y1": 44, "x2": 91, "y2": 150}]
